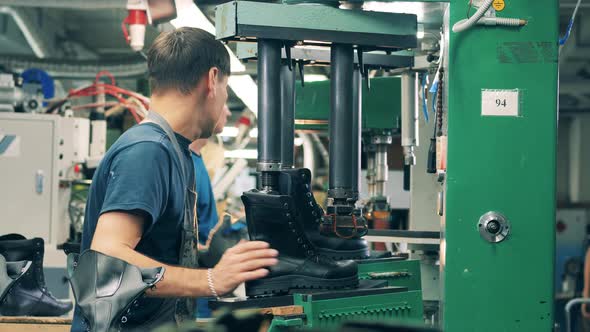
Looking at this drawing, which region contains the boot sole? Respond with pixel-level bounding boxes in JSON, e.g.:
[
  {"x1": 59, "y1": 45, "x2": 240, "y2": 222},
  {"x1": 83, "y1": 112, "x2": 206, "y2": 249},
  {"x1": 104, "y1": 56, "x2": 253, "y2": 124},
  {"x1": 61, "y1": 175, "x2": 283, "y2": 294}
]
[
  {"x1": 246, "y1": 274, "x2": 358, "y2": 297},
  {"x1": 317, "y1": 247, "x2": 370, "y2": 260}
]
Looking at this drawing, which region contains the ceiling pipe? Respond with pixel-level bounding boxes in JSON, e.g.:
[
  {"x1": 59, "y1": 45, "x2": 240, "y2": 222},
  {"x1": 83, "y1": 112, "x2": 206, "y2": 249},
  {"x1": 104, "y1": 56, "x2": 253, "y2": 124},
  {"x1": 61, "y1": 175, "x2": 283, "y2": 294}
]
[
  {"x1": 0, "y1": 0, "x2": 127, "y2": 9},
  {"x1": 0, "y1": 55, "x2": 148, "y2": 78},
  {"x1": 0, "y1": 7, "x2": 48, "y2": 58}
]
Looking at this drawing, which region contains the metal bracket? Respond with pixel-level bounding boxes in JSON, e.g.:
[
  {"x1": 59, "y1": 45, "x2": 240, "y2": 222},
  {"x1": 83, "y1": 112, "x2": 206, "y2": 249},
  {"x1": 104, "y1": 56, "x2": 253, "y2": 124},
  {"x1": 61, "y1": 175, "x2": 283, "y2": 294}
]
[
  {"x1": 297, "y1": 60, "x2": 305, "y2": 87},
  {"x1": 236, "y1": 42, "x2": 414, "y2": 69},
  {"x1": 284, "y1": 42, "x2": 293, "y2": 71},
  {"x1": 370, "y1": 135, "x2": 393, "y2": 145}
]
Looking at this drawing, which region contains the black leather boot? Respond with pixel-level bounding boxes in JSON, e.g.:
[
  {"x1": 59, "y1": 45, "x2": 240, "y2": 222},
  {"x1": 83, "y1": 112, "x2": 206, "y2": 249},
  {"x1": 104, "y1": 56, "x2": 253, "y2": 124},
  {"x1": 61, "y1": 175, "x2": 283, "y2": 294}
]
[
  {"x1": 0, "y1": 254, "x2": 31, "y2": 305},
  {"x1": 67, "y1": 250, "x2": 165, "y2": 332},
  {"x1": 0, "y1": 234, "x2": 73, "y2": 316},
  {"x1": 278, "y1": 169, "x2": 370, "y2": 260},
  {"x1": 242, "y1": 191, "x2": 358, "y2": 297}
]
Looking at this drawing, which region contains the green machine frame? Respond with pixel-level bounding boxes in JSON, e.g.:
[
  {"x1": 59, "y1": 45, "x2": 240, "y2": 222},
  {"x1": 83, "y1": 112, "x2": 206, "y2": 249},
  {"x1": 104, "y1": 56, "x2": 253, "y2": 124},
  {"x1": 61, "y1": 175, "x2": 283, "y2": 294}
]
[{"x1": 442, "y1": 0, "x2": 558, "y2": 331}]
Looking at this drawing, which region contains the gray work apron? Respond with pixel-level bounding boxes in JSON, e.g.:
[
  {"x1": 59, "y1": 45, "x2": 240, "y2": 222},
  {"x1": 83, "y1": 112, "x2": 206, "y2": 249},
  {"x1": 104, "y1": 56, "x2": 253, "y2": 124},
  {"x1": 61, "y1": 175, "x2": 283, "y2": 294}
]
[{"x1": 142, "y1": 111, "x2": 198, "y2": 325}]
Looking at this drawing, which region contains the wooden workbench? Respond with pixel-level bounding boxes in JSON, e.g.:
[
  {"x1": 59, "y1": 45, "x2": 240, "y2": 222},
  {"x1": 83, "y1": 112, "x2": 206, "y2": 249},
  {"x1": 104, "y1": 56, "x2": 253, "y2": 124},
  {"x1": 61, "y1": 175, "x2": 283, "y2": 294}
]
[
  {"x1": 0, "y1": 306, "x2": 302, "y2": 331},
  {"x1": 0, "y1": 316, "x2": 71, "y2": 332}
]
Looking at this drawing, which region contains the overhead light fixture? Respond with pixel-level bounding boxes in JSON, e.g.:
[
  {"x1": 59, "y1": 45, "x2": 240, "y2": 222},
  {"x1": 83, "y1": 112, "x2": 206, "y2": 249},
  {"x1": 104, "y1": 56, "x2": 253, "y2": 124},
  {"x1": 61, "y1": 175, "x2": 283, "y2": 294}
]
[
  {"x1": 305, "y1": 74, "x2": 329, "y2": 82},
  {"x1": 219, "y1": 126, "x2": 258, "y2": 138},
  {"x1": 417, "y1": 24, "x2": 425, "y2": 39},
  {"x1": 361, "y1": 2, "x2": 425, "y2": 21},
  {"x1": 171, "y1": 1, "x2": 257, "y2": 114},
  {"x1": 219, "y1": 126, "x2": 239, "y2": 137},
  {"x1": 224, "y1": 149, "x2": 258, "y2": 159}
]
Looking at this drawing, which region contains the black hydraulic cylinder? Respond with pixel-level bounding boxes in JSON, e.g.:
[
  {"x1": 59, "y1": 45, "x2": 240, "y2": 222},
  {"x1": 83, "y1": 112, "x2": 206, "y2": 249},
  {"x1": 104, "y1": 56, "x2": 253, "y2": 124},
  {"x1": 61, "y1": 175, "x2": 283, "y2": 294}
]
[
  {"x1": 257, "y1": 39, "x2": 282, "y2": 167},
  {"x1": 280, "y1": 63, "x2": 296, "y2": 169},
  {"x1": 403, "y1": 164, "x2": 411, "y2": 191},
  {"x1": 351, "y1": 66, "x2": 361, "y2": 193},
  {"x1": 328, "y1": 44, "x2": 354, "y2": 198},
  {"x1": 257, "y1": 39, "x2": 282, "y2": 190}
]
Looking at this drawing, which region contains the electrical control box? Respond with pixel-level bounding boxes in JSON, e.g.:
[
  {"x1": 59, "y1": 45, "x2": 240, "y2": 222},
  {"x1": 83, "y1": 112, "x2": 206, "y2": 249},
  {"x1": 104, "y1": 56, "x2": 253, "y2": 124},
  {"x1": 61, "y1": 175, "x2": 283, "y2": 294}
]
[{"x1": 0, "y1": 113, "x2": 90, "y2": 246}]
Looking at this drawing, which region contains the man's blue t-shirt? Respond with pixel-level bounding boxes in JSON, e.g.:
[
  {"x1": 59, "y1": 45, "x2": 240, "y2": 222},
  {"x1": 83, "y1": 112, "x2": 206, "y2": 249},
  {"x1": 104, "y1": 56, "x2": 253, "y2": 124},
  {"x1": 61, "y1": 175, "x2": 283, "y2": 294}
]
[
  {"x1": 71, "y1": 122, "x2": 194, "y2": 331},
  {"x1": 191, "y1": 152, "x2": 218, "y2": 244},
  {"x1": 191, "y1": 151, "x2": 218, "y2": 319}
]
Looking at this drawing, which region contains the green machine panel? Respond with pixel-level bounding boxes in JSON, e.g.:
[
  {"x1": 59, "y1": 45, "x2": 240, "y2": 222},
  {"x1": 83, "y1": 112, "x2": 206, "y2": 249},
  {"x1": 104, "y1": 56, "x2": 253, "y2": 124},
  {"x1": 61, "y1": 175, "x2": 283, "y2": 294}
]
[
  {"x1": 295, "y1": 77, "x2": 401, "y2": 131},
  {"x1": 292, "y1": 288, "x2": 423, "y2": 330},
  {"x1": 443, "y1": 1, "x2": 558, "y2": 331}
]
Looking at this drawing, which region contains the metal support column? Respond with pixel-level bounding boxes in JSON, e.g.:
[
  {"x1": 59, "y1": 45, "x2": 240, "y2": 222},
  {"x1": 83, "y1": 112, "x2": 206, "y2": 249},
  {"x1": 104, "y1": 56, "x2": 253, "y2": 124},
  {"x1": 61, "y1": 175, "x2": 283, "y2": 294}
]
[
  {"x1": 322, "y1": 44, "x2": 368, "y2": 238},
  {"x1": 257, "y1": 39, "x2": 282, "y2": 191},
  {"x1": 401, "y1": 71, "x2": 418, "y2": 166},
  {"x1": 366, "y1": 152, "x2": 376, "y2": 199},
  {"x1": 366, "y1": 133, "x2": 392, "y2": 250},
  {"x1": 352, "y1": 66, "x2": 362, "y2": 194},
  {"x1": 280, "y1": 62, "x2": 296, "y2": 169},
  {"x1": 328, "y1": 43, "x2": 355, "y2": 204},
  {"x1": 374, "y1": 144, "x2": 388, "y2": 198}
]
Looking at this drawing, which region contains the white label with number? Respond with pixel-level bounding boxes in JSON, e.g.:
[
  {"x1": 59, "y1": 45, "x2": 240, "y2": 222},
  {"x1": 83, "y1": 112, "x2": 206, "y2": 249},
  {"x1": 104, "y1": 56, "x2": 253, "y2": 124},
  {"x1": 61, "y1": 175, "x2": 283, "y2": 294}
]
[{"x1": 481, "y1": 89, "x2": 519, "y2": 117}]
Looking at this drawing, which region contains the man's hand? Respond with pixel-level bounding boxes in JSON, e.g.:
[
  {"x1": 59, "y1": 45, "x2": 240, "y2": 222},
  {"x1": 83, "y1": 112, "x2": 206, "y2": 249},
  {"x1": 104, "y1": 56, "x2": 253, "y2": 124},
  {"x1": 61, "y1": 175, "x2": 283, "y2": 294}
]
[{"x1": 210, "y1": 241, "x2": 278, "y2": 296}]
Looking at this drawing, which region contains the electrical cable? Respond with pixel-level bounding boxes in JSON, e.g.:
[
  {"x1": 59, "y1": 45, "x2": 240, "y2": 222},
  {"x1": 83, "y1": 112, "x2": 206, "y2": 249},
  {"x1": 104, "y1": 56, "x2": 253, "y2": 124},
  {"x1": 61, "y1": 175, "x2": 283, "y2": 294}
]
[
  {"x1": 426, "y1": 69, "x2": 442, "y2": 174},
  {"x1": 67, "y1": 83, "x2": 149, "y2": 105},
  {"x1": 431, "y1": 90, "x2": 438, "y2": 129},
  {"x1": 453, "y1": 0, "x2": 526, "y2": 33},
  {"x1": 42, "y1": 69, "x2": 148, "y2": 124},
  {"x1": 431, "y1": 31, "x2": 444, "y2": 91},
  {"x1": 436, "y1": 68, "x2": 444, "y2": 137},
  {"x1": 70, "y1": 102, "x2": 119, "y2": 111},
  {"x1": 95, "y1": 70, "x2": 116, "y2": 85},
  {"x1": 421, "y1": 73, "x2": 429, "y2": 123},
  {"x1": 46, "y1": 84, "x2": 148, "y2": 123},
  {"x1": 559, "y1": 0, "x2": 583, "y2": 46},
  {"x1": 453, "y1": 0, "x2": 493, "y2": 33}
]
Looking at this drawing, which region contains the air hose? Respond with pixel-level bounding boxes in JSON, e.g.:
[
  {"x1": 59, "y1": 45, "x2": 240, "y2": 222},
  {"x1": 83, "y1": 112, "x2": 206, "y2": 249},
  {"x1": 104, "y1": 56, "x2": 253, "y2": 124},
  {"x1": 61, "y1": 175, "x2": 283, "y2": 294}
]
[{"x1": 452, "y1": 0, "x2": 526, "y2": 33}]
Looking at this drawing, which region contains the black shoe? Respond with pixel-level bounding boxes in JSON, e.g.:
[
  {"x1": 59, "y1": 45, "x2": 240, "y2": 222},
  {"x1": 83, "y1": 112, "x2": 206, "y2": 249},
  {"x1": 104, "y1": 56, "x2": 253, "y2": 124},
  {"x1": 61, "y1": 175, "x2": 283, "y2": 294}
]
[
  {"x1": 278, "y1": 169, "x2": 370, "y2": 260},
  {"x1": 241, "y1": 191, "x2": 358, "y2": 297},
  {"x1": 0, "y1": 234, "x2": 73, "y2": 316}
]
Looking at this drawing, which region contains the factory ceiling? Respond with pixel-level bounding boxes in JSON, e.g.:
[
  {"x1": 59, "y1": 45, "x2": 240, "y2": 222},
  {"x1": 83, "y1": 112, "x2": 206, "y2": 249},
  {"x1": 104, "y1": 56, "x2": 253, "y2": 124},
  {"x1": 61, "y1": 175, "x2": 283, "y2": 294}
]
[{"x1": 0, "y1": 0, "x2": 587, "y2": 112}]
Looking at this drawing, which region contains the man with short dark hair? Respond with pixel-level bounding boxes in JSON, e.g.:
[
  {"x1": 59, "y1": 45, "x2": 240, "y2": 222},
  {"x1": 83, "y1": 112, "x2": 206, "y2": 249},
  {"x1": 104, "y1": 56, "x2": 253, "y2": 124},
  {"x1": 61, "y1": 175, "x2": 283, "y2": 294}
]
[{"x1": 70, "y1": 28, "x2": 277, "y2": 331}]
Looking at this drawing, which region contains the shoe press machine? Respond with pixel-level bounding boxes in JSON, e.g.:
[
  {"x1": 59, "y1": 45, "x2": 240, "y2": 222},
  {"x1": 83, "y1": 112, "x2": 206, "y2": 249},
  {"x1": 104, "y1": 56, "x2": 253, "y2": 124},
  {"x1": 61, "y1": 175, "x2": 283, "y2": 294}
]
[{"x1": 212, "y1": 0, "x2": 559, "y2": 331}]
